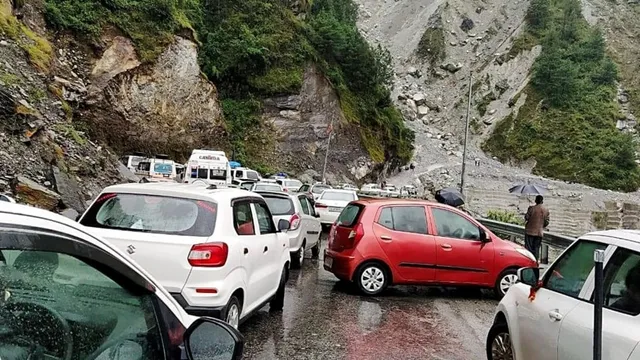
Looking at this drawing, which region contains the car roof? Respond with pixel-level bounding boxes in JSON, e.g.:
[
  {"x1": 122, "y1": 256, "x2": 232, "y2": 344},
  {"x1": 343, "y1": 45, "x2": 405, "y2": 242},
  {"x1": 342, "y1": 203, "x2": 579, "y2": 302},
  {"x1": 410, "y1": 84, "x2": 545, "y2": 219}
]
[
  {"x1": 353, "y1": 198, "x2": 441, "y2": 207},
  {"x1": 254, "y1": 190, "x2": 295, "y2": 199},
  {"x1": 101, "y1": 182, "x2": 263, "y2": 202},
  {"x1": 581, "y1": 229, "x2": 640, "y2": 245},
  {"x1": 321, "y1": 188, "x2": 356, "y2": 193}
]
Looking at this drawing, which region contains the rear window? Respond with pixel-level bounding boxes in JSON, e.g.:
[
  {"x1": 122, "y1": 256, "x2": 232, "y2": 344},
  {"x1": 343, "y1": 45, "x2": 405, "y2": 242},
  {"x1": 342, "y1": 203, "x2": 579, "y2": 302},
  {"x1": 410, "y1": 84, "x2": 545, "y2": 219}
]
[
  {"x1": 285, "y1": 180, "x2": 302, "y2": 188},
  {"x1": 321, "y1": 191, "x2": 355, "y2": 202},
  {"x1": 210, "y1": 169, "x2": 227, "y2": 180},
  {"x1": 312, "y1": 185, "x2": 331, "y2": 194},
  {"x1": 263, "y1": 196, "x2": 294, "y2": 216},
  {"x1": 336, "y1": 204, "x2": 364, "y2": 228},
  {"x1": 246, "y1": 171, "x2": 260, "y2": 180},
  {"x1": 80, "y1": 193, "x2": 217, "y2": 236},
  {"x1": 153, "y1": 163, "x2": 173, "y2": 174},
  {"x1": 254, "y1": 184, "x2": 281, "y2": 192}
]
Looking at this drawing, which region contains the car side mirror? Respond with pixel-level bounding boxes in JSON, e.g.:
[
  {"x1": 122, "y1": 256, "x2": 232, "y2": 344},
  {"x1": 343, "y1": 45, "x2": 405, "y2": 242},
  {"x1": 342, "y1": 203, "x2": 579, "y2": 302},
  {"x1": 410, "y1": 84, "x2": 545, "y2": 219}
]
[
  {"x1": 479, "y1": 228, "x2": 490, "y2": 242},
  {"x1": 184, "y1": 317, "x2": 243, "y2": 360},
  {"x1": 278, "y1": 219, "x2": 290, "y2": 232},
  {"x1": 517, "y1": 267, "x2": 540, "y2": 287}
]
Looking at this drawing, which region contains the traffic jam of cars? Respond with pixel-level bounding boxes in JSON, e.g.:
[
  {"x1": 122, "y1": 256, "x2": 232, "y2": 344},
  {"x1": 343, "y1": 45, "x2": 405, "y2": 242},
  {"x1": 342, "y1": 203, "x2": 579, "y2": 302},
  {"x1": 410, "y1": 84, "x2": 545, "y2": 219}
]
[{"x1": 1, "y1": 149, "x2": 639, "y2": 359}]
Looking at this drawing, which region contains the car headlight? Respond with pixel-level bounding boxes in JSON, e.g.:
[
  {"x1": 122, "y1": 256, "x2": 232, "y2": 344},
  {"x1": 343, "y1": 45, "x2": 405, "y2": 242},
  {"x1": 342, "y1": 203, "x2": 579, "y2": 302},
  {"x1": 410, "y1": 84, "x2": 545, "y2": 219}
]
[{"x1": 516, "y1": 248, "x2": 536, "y2": 262}]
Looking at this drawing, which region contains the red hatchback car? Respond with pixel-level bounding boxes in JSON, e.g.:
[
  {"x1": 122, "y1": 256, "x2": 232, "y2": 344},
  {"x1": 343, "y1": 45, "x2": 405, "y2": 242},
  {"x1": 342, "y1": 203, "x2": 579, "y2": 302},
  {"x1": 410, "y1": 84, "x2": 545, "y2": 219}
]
[{"x1": 323, "y1": 199, "x2": 537, "y2": 297}]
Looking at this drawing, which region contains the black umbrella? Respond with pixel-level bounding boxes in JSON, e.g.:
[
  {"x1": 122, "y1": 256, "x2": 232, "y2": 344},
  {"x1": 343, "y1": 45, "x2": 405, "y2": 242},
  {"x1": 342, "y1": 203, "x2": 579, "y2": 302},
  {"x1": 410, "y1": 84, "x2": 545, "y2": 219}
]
[
  {"x1": 435, "y1": 188, "x2": 465, "y2": 207},
  {"x1": 509, "y1": 184, "x2": 546, "y2": 196}
]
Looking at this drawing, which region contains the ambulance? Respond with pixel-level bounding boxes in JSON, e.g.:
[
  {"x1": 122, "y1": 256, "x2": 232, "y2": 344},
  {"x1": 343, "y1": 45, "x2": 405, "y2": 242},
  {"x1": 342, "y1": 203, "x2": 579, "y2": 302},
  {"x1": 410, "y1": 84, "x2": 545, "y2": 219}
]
[{"x1": 184, "y1": 149, "x2": 232, "y2": 185}]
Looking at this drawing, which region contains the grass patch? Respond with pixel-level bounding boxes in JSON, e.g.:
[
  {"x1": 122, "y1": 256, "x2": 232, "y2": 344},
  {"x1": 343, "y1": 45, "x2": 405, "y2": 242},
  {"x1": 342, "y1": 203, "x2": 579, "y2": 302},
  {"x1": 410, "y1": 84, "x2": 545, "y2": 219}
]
[
  {"x1": 485, "y1": 209, "x2": 525, "y2": 225},
  {"x1": 0, "y1": 6, "x2": 52, "y2": 72},
  {"x1": 54, "y1": 123, "x2": 86, "y2": 145},
  {"x1": 29, "y1": 87, "x2": 47, "y2": 103},
  {"x1": 507, "y1": 32, "x2": 538, "y2": 58},
  {"x1": 0, "y1": 71, "x2": 20, "y2": 86}
]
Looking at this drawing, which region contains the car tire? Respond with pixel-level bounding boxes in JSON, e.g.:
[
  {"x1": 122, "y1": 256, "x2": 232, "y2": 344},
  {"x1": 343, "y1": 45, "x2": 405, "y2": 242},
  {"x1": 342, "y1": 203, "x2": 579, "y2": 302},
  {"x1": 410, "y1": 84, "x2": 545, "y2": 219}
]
[
  {"x1": 270, "y1": 267, "x2": 287, "y2": 312},
  {"x1": 494, "y1": 268, "x2": 519, "y2": 299},
  {"x1": 311, "y1": 241, "x2": 320, "y2": 258},
  {"x1": 355, "y1": 262, "x2": 389, "y2": 296},
  {"x1": 486, "y1": 322, "x2": 514, "y2": 360},
  {"x1": 291, "y1": 242, "x2": 305, "y2": 269},
  {"x1": 222, "y1": 295, "x2": 241, "y2": 329}
]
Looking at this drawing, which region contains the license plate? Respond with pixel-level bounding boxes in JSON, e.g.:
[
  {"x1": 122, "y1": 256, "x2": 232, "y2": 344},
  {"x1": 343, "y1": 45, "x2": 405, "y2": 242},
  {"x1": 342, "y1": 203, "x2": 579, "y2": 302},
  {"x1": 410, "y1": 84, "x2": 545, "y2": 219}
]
[
  {"x1": 329, "y1": 207, "x2": 343, "y2": 212},
  {"x1": 324, "y1": 256, "x2": 333, "y2": 269}
]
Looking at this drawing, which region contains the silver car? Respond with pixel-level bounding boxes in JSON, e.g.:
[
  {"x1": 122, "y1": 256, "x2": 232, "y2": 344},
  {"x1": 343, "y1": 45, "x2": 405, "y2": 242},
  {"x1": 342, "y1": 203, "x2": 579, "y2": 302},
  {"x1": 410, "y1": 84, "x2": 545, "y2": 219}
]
[{"x1": 256, "y1": 191, "x2": 322, "y2": 269}]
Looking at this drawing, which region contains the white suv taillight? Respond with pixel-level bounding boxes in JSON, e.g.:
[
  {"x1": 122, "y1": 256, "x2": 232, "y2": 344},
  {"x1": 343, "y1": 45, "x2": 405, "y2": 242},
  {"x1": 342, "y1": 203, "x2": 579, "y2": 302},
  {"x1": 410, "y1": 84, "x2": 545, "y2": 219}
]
[
  {"x1": 188, "y1": 243, "x2": 228, "y2": 267},
  {"x1": 289, "y1": 213, "x2": 301, "y2": 231}
]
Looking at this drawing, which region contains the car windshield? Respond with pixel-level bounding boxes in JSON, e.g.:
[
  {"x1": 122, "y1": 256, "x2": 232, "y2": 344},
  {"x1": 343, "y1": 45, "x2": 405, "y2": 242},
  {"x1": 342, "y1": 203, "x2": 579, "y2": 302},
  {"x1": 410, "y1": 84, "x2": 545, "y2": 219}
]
[
  {"x1": 80, "y1": 193, "x2": 217, "y2": 236},
  {"x1": 321, "y1": 191, "x2": 355, "y2": 202},
  {"x1": 153, "y1": 163, "x2": 173, "y2": 174},
  {"x1": 336, "y1": 204, "x2": 363, "y2": 227},
  {"x1": 312, "y1": 185, "x2": 331, "y2": 194},
  {"x1": 263, "y1": 196, "x2": 294, "y2": 215},
  {"x1": 209, "y1": 169, "x2": 227, "y2": 180},
  {"x1": 254, "y1": 183, "x2": 281, "y2": 192}
]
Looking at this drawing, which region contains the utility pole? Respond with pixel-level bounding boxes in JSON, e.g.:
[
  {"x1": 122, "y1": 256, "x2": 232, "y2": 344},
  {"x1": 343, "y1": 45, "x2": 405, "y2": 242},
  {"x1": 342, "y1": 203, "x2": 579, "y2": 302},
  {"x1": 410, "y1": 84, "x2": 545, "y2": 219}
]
[
  {"x1": 321, "y1": 121, "x2": 333, "y2": 184},
  {"x1": 460, "y1": 70, "x2": 473, "y2": 195},
  {"x1": 593, "y1": 249, "x2": 605, "y2": 360}
]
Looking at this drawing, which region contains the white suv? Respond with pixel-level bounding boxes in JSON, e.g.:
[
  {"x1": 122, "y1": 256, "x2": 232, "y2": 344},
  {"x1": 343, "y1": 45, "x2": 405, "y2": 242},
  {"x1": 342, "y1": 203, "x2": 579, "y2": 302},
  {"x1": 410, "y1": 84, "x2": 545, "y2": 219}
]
[
  {"x1": 487, "y1": 230, "x2": 640, "y2": 360},
  {"x1": 79, "y1": 183, "x2": 292, "y2": 329}
]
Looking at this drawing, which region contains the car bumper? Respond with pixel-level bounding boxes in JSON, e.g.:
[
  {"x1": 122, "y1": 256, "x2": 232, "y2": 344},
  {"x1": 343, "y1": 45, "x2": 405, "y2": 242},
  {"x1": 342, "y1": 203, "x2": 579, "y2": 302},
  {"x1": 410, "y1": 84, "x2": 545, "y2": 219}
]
[
  {"x1": 288, "y1": 228, "x2": 304, "y2": 251},
  {"x1": 317, "y1": 210, "x2": 339, "y2": 225},
  {"x1": 171, "y1": 293, "x2": 225, "y2": 318},
  {"x1": 323, "y1": 248, "x2": 361, "y2": 281}
]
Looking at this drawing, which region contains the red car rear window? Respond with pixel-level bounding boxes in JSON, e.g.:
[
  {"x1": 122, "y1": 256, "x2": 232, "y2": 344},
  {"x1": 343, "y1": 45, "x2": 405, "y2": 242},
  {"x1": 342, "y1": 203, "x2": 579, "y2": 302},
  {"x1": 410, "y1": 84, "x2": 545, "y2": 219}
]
[{"x1": 336, "y1": 204, "x2": 364, "y2": 227}]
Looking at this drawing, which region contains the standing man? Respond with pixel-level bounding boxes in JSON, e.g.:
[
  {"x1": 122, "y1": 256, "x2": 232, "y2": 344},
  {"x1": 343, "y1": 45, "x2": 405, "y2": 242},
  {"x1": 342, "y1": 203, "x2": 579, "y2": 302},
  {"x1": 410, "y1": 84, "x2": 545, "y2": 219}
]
[{"x1": 525, "y1": 195, "x2": 550, "y2": 261}]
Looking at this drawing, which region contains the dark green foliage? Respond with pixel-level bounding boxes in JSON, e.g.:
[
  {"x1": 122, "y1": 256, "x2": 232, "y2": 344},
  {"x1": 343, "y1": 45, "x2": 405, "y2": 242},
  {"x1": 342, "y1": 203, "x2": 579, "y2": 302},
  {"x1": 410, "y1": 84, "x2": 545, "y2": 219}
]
[
  {"x1": 416, "y1": 27, "x2": 445, "y2": 64},
  {"x1": 484, "y1": 0, "x2": 640, "y2": 191}
]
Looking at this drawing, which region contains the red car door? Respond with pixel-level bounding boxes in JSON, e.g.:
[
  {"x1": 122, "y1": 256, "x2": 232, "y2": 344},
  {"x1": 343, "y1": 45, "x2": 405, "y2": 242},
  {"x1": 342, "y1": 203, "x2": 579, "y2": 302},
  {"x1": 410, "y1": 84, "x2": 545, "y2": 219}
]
[
  {"x1": 372, "y1": 205, "x2": 437, "y2": 283},
  {"x1": 428, "y1": 206, "x2": 495, "y2": 286}
]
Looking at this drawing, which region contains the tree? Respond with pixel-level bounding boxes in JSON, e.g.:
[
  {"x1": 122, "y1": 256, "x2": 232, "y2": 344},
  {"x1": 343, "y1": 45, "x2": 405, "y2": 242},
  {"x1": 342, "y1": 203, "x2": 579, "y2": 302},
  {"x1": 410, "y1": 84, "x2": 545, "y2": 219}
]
[
  {"x1": 526, "y1": 0, "x2": 551, "y2": 32},
  {"x1": 532, "y1": 50, "x2": 581, "y2": 107}
]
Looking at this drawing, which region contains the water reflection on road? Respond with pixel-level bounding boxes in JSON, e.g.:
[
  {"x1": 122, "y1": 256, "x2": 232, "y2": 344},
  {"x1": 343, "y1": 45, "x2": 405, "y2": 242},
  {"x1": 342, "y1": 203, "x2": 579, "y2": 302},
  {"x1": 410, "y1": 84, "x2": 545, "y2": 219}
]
[{"x1": 240, "y1": 239, "x2": 497, "y2": 360}]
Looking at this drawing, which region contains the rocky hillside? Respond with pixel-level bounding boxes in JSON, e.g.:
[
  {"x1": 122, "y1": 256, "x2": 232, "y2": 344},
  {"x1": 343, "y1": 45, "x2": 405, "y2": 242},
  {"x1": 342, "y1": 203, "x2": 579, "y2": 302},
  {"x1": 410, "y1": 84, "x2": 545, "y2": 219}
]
[
  {"x1": 0, "y1": 0, "x2": 416, "y2": 210},
  {"x1": 353, "y1": 0, "x2": 640, "y2": 220}
]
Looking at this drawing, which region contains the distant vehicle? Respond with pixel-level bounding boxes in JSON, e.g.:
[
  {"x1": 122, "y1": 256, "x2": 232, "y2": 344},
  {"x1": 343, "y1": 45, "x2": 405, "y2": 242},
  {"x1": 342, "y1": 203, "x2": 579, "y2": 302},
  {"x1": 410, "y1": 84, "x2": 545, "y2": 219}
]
[
  {"x1": 184, "y1": 149, "x2": 231, "y2": 186},
  {"x1": 1, "y1": 202, "x2": 244, "y2": 360},
  {"x1": 277, "y1": 179, "x2": 303, "y2": 193},
  {"x1": 148, "y1": 156, "x2": 177, "y2": 183},
  {"x1": 382, "y1": 185, "x2": 400, "y2": 198},
  {"x1": 487, "y1": 230, "x2": 640, "y2": 360},
  {"x1": 341, "y1": 184, "x2": 358, "y2": 191},
  {"x1": 401, "y1": 185, "x2": 418, "y2": 198},
  {"x1": 119, "y1": 153, "x2": 148, "y2": 173},
  {"x1": 231, "y1": 167, "x2": 261, "y2": 184},
  {"x1": 257, "y1": 190, "x2": 322, "y2": 268},
  {"x1": 324, "y1": 199, "x2": 536, "y2": 297},
  {"x1": 251, "y1": 182, "x2": 284, "y2": 192},
  {"x1": 360, "y1": 183, "x2": 382, "y2": 197},
  {"x1": 314, "y1": 189, "x2": 358, "y2": 226},
  {"x1": 78, "y1": 183, "x2": 291, "y2": 329},
  {"x1": 238, "y1": 181, "x2": 255, "y2": 191},
  {"x1": 298, "y1": 183, "x2": 333, "y2": 202}
]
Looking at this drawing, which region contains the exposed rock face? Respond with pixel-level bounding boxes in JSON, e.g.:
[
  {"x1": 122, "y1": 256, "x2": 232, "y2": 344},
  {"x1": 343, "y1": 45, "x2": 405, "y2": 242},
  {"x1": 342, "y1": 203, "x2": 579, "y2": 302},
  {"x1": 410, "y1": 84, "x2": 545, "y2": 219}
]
[
  {"x1": 264, "y1": 65, "x2": 373, "y2": 183},
  {"x1": 82, "y1": 36, "x2": 226, "y2": 161}
]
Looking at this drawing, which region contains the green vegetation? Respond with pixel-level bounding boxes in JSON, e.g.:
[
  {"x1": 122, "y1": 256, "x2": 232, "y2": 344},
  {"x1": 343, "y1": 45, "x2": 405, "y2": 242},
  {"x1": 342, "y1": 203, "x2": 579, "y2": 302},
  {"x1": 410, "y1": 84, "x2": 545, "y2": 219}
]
[
  {"x1": 485, "y1": 209, "x2": 525, "y2": 226},
  {"x1": 0, "y1": 4, "x2": 52, "y2": 71},
  {"x1": 417, "y1": 26, "x2": 445, "y2": 64},
  {"x1": 484, "y1": 0, "x2": 640, "y2": 192},
  {"x1": 507, "y1": 32, "x2": 538, "y2": 58},
  {"x1": 55, "y1": 123, "x2": 86, "y2": 145},
  {"x1": 43, "y1": 0, "x2": 414, "y2": 167}
]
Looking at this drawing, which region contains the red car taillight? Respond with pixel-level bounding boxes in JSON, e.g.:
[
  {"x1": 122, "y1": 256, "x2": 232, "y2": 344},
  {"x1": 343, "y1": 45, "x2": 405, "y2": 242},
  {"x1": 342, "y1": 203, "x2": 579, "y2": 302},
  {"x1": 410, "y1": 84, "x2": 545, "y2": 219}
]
[
  {"x1": 188, "y1": 243, "x2": 228, "y2": 267},
  {"x1": 315, "y1": 203, "x2": 328, "y2": 208},
  {"x1": 289, "y1": 213, "x2": 301, "y2": 230},
  {"x1": 342, "y1": 223, "x2": 364, "y2": 250}
]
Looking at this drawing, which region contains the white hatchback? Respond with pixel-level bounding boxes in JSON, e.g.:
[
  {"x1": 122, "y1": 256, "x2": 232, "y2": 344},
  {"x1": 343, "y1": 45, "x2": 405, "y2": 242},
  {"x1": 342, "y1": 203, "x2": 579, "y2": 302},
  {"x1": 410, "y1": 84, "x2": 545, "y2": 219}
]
[
  {"x1": 314, "y1": 189, "x2": 358, "y2": 226},
  {"x1": 79, "y1": 183, "x2": 292, "y2": 329},
  {"x1": 487, "y1": 230, "x2": 640, "y2": 360}
]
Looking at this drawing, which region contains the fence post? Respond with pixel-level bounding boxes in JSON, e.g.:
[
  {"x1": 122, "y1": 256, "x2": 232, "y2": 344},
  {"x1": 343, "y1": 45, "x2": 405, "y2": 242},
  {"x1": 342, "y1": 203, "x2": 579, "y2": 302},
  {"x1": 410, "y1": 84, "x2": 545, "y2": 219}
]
[{"x1": 540, "y1": 244, "x2": 549, "y2": 264}]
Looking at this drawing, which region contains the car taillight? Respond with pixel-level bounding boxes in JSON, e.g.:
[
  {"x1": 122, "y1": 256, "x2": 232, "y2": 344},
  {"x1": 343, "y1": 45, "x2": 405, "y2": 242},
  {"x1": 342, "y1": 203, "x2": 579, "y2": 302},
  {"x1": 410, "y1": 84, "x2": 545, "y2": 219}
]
[
  {"x1": 188, "y1": 243, "x2": 228, "y2": 267},
  {"x1": 315, "y1": 203, "x2": 328, "y2": 208},
  {"x1": 289, "y1": 213, "x2": 301, "y2": 230},
  {"x1": 345, "y1": 223, "x2": 364, "y2": 249},
  {"x1": 96, "y1": 193, "x2": 117, "y2": 203}
]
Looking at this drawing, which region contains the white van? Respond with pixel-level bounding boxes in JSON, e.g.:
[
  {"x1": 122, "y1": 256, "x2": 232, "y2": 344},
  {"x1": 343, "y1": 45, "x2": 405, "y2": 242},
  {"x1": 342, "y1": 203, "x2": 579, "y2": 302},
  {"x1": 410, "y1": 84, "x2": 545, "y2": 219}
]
[
  {"x1": 120, "y1": 154, "x2": 148, "y2": 173},
  {"x1": 148, "y1": 157, "x2": 177, "y2": 182},
  {"x1": 184, "y1": 150, "x2": 232, "y2": 185},
  {"x1": 231, "y1": 167, "x2": 261, "y2": 184}
]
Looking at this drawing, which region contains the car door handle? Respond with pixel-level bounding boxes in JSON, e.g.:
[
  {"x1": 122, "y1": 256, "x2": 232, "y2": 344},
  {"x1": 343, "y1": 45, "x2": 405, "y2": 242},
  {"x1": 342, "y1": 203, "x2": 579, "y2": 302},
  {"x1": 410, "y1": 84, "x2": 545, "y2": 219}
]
[
  {"x1": 548, "y1": 310, "x2": 563, "y2": 322},
  {"x1": 264, "y1": 246, "x2": 268, "y2": 253},
  {"x1": 441, "y1": 244, "x2": 452, "y2": 249},
  {"x1": 244, "y1": 248, "x2": 249, "y2": 255},
  {"x1": 380, "y1": 235, "x2": 392, "y2": 241}
]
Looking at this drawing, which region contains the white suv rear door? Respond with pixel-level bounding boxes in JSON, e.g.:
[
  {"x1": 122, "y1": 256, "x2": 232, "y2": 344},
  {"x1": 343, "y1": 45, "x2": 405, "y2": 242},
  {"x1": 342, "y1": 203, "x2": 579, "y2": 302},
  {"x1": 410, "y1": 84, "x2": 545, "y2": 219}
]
[
  {"x1": 253, "y1": 202, "x2": 282, "y2": 295},
  {"x1": 232, "y1": 200, "x2": 265, "y2": 313}
]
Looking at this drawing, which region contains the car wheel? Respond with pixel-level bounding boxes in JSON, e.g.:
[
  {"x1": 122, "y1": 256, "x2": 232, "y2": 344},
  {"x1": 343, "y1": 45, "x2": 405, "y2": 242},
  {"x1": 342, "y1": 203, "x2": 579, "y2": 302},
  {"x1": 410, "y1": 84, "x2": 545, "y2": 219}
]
[
  {"x1": 270, "y1": 266, "x2": 287, "y2": 311},
  {"x1": 486, "y1": 322, "x2": 514, "y2": 360},
  {"x1": 222, "y1": 295, "x2": 241, "y2": 329},
  {"x1": 355, "y1": 262, "x2": 389, "y2": 296},
  {"x1": 311, "y1": 240, "x2": 320, "y2": 258},
  {"x1": 291, "y1": 242, "x2": 305, "y2": 269},
  {"x1": 495, "y1": 268, "x2": 519, "y2": 299}
]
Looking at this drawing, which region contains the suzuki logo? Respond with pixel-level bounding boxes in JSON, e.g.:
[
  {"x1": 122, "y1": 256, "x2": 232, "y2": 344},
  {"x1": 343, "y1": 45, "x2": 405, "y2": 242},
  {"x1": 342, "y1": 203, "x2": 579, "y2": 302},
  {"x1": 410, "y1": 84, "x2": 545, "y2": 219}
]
[{"x1": 127, "y1": 245, "x2": 136, "y2": 255}]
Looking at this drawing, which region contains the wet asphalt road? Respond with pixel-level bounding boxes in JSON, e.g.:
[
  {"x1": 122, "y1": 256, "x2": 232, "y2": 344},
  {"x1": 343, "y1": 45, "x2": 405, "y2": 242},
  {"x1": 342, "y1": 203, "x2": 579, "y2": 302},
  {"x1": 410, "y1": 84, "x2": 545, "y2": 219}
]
[{"x1": 239, "y1": 234, "x2": 497, "y2": 360}]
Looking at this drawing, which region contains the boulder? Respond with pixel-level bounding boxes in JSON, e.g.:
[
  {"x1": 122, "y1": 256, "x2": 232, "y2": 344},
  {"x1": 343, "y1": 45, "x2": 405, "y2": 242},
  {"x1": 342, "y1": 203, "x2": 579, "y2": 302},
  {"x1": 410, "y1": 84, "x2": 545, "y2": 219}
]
[
  {"x1": 488, "y1": 109, "x2": 497, "y2": 115},
  {"x1": 88, "y1": 36, "x2": 141, "y2": 95},
  {"x1": 618, "y1": 93, "x2": 630, "y2": 104},
  {"x1": 460, "y1": 18, "x2": 475, "y2": 32},
  {"x1": 52, "y1": 166, "x2": 86, "y2": 212},
  {"x1": 412, "y1": 93, "x2": 426, "y2": 105},
  {"x1": 495, "y1": 79, "x2": 510, "y2": 94},
  {"x1": 117, "y1": 163, "x2": 140, "y2": 183},
  {"x1": 483, "y1": 117, "x2": 495, "y2": 125},
  {"x1": 60, "y1": 208, "x2": 80, "y2": 221},
  {"x1": 417, "y1": 106, "x2": 429, "y2": 116},
  {"x1": 406, "y1": 99, "x2": 418, "y2": 113},
  {"x1": 264, "y1": 95, "x2": 302, "y2": 110},
  {"x1": 441, "y1": 62, "x2": 463, "y2": 73},
  {"x1": 12, "y1": 176, "x2": 61, "y2": 210}
]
